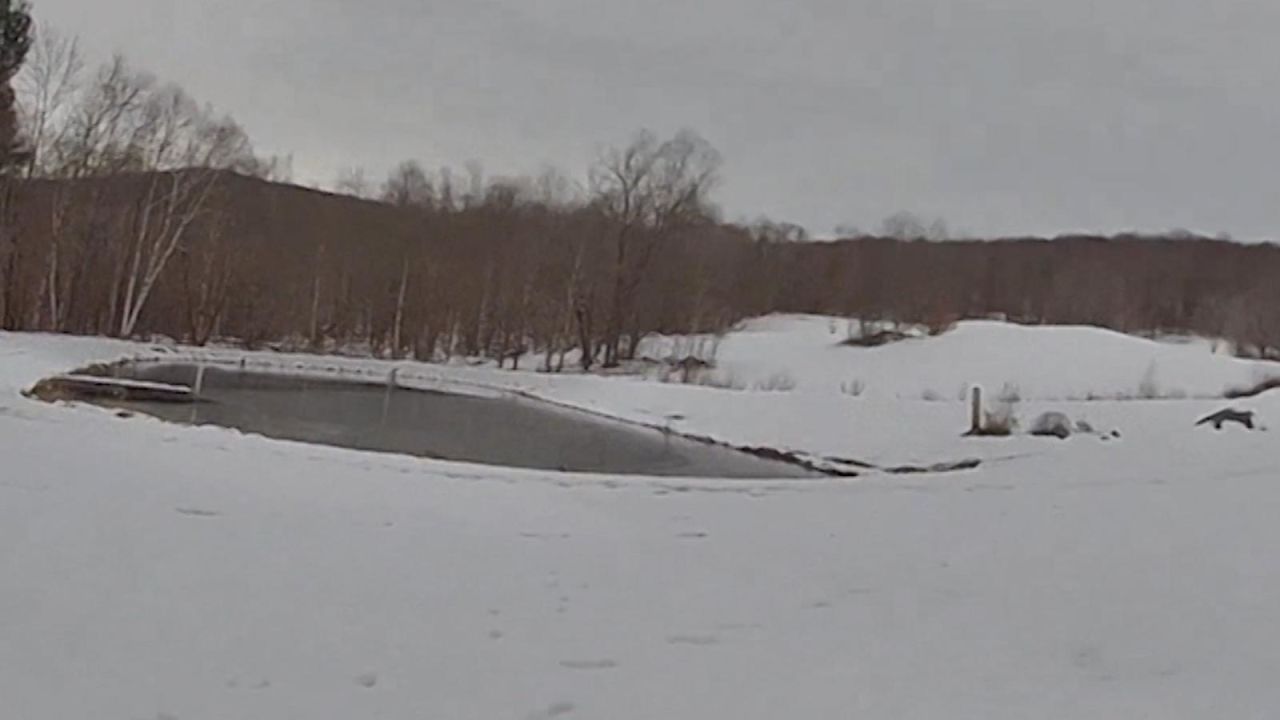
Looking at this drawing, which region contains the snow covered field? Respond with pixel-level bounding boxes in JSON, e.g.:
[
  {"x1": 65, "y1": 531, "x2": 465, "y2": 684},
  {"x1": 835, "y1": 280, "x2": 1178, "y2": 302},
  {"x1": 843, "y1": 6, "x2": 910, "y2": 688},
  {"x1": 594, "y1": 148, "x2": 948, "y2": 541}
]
[{"x1": 2, "y1": 317, "x2": 1279, "y2": 719}]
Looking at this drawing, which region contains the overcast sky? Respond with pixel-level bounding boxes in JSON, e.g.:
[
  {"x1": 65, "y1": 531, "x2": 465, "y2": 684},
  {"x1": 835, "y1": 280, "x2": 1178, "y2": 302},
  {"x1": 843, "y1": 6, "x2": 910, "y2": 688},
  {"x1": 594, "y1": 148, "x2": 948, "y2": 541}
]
[{"x1": 29, "y1": 0, "x2": 1280, "y2": 239}]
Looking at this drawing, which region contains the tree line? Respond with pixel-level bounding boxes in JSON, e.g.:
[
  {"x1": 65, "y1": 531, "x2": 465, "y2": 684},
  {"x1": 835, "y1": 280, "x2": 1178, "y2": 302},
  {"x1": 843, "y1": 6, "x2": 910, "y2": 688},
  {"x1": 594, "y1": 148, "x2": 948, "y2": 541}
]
[{"x1": 2, "y1": 11, "x2": 1279, "y2": 366}]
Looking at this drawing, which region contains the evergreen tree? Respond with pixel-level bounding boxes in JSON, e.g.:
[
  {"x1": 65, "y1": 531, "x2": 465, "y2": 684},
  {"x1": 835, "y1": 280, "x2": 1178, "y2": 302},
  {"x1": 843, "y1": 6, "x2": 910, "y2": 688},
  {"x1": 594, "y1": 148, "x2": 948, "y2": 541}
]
[{"x1": 0, "y1": 0, "x2": 32, "y2": 172}]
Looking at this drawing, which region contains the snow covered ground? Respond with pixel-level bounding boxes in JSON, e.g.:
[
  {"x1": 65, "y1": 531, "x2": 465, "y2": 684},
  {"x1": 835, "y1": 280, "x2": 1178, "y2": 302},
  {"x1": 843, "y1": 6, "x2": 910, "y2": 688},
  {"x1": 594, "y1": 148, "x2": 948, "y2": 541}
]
[{"x1": 2, "y1": 318, "x2": 1279, "y2": 719}]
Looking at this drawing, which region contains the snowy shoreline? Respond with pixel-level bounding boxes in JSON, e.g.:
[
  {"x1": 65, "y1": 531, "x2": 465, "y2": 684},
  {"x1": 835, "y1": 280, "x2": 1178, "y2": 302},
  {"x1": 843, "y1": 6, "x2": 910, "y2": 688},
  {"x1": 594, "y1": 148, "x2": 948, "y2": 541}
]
[
  {"x1": 6, "y1": 318, "x2": 1279, "y2": 473},
  {"x1": 4, "y1": 319, "x2": 1280, "y2": 720}
]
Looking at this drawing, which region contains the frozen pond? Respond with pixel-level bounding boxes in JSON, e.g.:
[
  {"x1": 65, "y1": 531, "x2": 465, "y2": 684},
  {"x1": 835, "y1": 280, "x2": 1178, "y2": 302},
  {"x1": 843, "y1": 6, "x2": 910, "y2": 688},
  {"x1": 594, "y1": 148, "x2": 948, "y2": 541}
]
[{"x1": 89, "y1": 364, "x2": 817, "y2": 479}]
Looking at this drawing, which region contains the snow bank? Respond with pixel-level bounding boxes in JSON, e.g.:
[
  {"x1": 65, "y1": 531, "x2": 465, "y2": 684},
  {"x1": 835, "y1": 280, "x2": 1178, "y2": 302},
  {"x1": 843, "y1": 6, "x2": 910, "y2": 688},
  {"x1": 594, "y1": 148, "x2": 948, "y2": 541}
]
[{"x1": 642, "y1": 315, "x2": 1276, "y2": 401}]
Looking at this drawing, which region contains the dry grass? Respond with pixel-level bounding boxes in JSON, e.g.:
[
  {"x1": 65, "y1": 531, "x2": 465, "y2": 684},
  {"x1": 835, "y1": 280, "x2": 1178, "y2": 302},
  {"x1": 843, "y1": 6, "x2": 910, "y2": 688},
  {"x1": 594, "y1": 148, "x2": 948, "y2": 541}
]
[
  {"x1": 753, "y1": 372, "x2": 797, "y2": 392},
  {"x1": 693, "y1": 371, "x2": 748, "y2": 392}
]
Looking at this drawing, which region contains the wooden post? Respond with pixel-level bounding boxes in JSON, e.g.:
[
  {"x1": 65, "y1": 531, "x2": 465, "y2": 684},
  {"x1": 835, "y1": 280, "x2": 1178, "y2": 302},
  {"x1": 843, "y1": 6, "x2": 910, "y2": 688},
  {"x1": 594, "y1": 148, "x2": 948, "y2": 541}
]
[
  {"x1": 193, "y1": 363, "x2": 207, "y2": 397},
  {"x1": 970, "y1": 385, "x2": 983, "y2": 435}
]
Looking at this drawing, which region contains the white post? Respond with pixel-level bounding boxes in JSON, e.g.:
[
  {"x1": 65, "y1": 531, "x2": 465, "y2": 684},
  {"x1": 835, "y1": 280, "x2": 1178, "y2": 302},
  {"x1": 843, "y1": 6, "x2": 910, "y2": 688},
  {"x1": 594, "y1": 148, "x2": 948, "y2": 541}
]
[
  {"x1": 189, "y1": 363, "x2": 208, "y2": 425},
  {"x1": 381, "y1": 368, "x2": 398, "y2": 426}
]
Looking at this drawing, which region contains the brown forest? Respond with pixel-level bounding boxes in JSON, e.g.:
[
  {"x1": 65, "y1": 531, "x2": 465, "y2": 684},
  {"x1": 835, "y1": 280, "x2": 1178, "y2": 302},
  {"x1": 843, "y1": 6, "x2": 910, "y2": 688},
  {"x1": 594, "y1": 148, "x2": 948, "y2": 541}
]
[
  {"x1": 4, "y1": 170, "x2": 1280, "y2": 367},
  {"x1": 2, "y1": 37, "x2": 1279, "y2": 367}
]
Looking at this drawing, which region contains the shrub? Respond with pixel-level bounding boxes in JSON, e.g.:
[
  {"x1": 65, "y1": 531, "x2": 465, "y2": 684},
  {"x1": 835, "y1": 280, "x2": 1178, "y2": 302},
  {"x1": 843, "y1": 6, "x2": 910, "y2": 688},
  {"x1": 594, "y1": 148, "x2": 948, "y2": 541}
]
[
  {"x1": 980, "y1": 401, "x2": 1018, "y2": 436},
  {"x1": 997, "y1": 382, "x2": 1022, "y2": 403},
  {"x1": 965, "y1": 382, "x2": 1019, "y2": 437}
]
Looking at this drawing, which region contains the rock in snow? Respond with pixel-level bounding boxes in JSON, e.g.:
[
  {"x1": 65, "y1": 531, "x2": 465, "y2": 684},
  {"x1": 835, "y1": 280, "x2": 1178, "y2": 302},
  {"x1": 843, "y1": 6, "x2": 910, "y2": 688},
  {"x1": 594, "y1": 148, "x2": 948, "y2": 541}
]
[{"x1": 1031, "y1": 411, "x2": 1074, "y2": 439}]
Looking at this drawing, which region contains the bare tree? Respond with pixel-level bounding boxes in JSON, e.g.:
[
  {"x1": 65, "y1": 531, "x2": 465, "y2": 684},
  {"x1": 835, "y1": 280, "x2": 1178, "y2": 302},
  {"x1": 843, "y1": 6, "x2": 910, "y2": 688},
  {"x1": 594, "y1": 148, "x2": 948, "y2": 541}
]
[
  {"x1": 590, "y1": 128, "x2": 720, "y2": 366},
  {"x1": 11, "y1": 28, "x2": 87, "y2": 330},
  {"x1": 381, "y1": 159, "x2": 433, "y2": 208},
  {"x1": 833, "y1": 223, "x2": 862, "y2": 238},
  {"x1": 464, "y1": 159, "x2": 484, "y2": 208},
  {"x1": 179, "y1": 208, "x2": 234, "y2": 345},
  {"x1": 879, "y1": 211, "x2": 928, "y2": 240},
  {"x1": 334, "y1": 165, "x2": 372, "y2": 198},
  {"x1": 248, "y1": 153, "x2": 292, "y2": 183},
  {"x1": 54, "y1": 55, "x2": 154, "y2": 177},
  {"x1": 749, "y1": 218, "x2": 808, "y2": 244},
  {"x1": 926, "y1": 217, "x2": 949, "y2": 242},
  {"x1": 114, "y1": 85, "x2": 255, "y2": 336},
  {"x1": 879, "y1": 211, "x2": 948, "y2": 241},
  {"x1": 16, "y1": 27, "x2": 82, "y2": 177},
  {"x1": 532, "y1": 164, "x2": 579, "y2": 207}
]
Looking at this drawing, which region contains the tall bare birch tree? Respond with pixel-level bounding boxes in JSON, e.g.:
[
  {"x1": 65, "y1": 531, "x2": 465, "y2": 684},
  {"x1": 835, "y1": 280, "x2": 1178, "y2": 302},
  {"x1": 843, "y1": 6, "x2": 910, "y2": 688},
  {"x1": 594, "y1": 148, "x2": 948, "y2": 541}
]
[{"x1": 115, "y1": 87, "x2": 254, "y2": 336}]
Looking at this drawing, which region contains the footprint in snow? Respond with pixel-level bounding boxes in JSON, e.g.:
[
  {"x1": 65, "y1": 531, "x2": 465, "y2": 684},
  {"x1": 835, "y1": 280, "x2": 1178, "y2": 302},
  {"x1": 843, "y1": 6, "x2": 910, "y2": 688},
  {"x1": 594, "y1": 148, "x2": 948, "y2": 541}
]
[
  {"x1": 666, "y1": 634, "x2": 720, "y2": 646},
  {"x1": 526, "y1": 702, "x2": 577, "y2": 719},
  {"x1": 521, "y1": 532, "x2": 573, "y2": 540},
  {"x1": 559, "y1": 659, "x2": 618, "y2": 671},
  {"x1": 355, "y1": 672, "x2": 379, "y2": 688},
  {"x1": 717, "y1": 622, "x2": 763, "y2": 632}
]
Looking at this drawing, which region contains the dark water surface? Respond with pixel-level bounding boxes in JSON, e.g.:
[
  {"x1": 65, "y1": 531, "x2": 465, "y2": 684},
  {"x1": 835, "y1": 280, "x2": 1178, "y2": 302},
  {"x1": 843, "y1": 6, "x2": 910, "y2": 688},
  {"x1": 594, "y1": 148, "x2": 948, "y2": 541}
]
[{"x1": 94, "y1": 364, "x2": 815, "y2": 479}]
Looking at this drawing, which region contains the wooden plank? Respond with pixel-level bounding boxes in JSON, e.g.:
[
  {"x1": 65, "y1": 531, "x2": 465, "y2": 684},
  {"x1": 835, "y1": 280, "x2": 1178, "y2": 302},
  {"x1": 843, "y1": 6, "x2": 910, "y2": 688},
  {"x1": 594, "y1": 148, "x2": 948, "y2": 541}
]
[{"x1": 31, "y1": 374, "x2": 197, "y2": 404}]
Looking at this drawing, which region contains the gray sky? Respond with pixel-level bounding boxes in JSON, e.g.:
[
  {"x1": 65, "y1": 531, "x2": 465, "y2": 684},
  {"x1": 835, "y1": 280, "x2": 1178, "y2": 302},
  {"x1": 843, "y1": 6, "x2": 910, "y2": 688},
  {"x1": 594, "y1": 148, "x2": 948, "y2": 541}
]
[{"x1": 30, "y1": 0, "x2": 1280, "y2": 239}]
